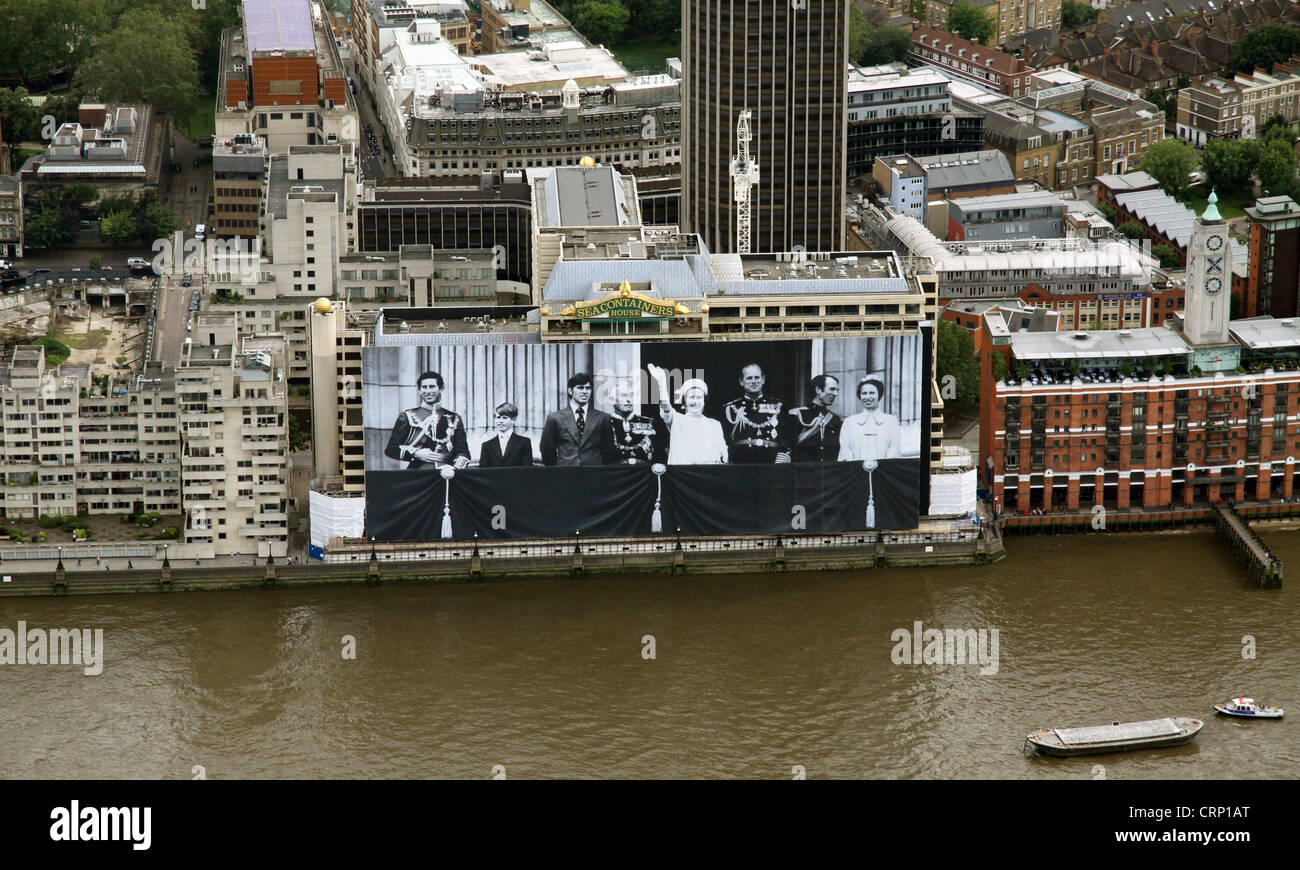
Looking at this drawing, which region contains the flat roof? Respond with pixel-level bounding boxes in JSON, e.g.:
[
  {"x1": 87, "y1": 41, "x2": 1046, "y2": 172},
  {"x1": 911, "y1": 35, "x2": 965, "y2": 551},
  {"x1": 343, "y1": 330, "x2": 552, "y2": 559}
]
[
  {"x1": 243, "y1": 0, "x2": 316, "y2": 53},
  {"x1": 948, "y1": 190, "x2": 1064, "y2": 212},
  {"x1": 1008, "y1": 326, "x2": 1190, "y2": 360},
  {"x1": 1229, "y1": 317, "x2": 1300, "y2": 350}
]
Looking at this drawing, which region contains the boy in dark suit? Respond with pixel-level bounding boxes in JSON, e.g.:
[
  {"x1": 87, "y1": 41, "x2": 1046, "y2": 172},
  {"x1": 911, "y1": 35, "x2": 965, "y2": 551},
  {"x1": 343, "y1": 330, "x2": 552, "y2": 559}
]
[
  {"x1": 478, "y1": 402, "x2": 534, "y2": 467},
  {"x1": 540, "y1": 372, "x2": 612, "y2": 466}
]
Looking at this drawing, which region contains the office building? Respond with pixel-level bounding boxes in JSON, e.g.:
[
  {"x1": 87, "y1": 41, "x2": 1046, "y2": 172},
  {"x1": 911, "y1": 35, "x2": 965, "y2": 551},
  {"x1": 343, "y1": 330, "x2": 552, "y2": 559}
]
[
  {"x1": 1245, "y1": 195, "x2": 1300, "y2": 319},
  {"x1": 681, "y1": 0, "x2": 848, "y2": 253}
]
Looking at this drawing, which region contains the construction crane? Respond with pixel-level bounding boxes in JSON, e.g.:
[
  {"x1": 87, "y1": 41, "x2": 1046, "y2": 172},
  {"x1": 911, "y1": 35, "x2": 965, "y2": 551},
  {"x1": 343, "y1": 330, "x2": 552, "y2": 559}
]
[{"x1": 730, "y1": 109, "x2": 760, "y2": 254}]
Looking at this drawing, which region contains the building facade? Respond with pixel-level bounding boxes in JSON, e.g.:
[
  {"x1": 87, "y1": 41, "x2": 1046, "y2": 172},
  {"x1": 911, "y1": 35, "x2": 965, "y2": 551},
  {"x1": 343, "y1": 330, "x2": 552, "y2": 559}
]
[
  {"x1": 979, "y1": 198, "x2": 1300, "y2": 512},
  {"x1": 681, "y1": 0, "x2": 848, "y2": 253},
  {"x1": 1245, "y1": 194, "x2": 1300, "y2": 319},
  {"x1": 911, "y1": 27, "x2": 1037, "y2": 97}
]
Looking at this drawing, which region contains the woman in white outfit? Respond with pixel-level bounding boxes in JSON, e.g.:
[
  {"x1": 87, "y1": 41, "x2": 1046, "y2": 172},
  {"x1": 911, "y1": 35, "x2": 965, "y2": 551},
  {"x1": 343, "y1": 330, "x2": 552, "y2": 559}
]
[
  {"x1": 647, "y1": 365, "x2": 728, "y2": 465},
  {"x1": 838, "y1": 376, "x2": 901, "y2": 463}
]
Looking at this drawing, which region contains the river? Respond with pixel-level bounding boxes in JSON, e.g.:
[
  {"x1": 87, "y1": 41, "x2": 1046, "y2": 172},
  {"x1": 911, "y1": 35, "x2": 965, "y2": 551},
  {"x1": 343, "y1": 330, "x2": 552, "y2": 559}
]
[{"x1": 3, "y1": 529, "x2": 1297, "y2": 779}]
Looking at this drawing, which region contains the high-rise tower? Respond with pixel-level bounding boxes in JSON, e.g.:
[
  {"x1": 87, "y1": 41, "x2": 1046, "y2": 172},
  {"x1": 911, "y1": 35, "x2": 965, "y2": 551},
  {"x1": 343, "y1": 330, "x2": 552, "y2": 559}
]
[{"x1": 681, "y1": 0, "x2": 848, "y2": 254}]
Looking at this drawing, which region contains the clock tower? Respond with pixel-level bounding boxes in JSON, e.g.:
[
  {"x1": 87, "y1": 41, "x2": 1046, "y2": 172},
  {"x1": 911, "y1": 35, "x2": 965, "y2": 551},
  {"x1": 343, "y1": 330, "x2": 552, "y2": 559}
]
[{"x1": 1184, "y1": 190, "x2": 1232, "y2": 346}]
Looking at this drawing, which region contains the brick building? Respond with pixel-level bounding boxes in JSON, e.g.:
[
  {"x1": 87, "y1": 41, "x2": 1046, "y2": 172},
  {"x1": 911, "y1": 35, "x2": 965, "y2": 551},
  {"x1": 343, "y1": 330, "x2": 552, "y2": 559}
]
[{"x1": 980, "y1": 196, "x2": 1300, "y2": 512}]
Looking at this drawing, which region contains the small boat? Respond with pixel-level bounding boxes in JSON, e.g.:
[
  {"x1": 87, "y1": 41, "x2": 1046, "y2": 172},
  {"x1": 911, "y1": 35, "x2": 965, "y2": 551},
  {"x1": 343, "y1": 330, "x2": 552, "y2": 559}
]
[
  {"x1": 1214, "y1": 698, "x2": 1284, "y2": 719},
  {"x1": 1025, "y1": 717, "x2": 1203, "y2": 757}
]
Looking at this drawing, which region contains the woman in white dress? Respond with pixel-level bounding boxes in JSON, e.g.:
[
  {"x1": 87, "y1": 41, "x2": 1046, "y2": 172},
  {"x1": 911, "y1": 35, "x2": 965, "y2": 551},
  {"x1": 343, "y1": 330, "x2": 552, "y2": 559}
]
[
  {"x1": 647, "y1": 365, "x2": 728, "y2": 465},
  {"x1": 839, "y1": 376, "x2": 901, "y2": 463}
]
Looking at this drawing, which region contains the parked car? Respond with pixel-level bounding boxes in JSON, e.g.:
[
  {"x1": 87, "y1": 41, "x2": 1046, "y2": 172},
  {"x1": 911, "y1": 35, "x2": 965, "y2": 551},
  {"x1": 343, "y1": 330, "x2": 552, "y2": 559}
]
[
  {"x1": 195, "y1": 224, "x2": 206, "y2": 241},
  {"x1": 180, "y1": 274, "x2": 192, "y2": 287},
  {"x1": 127, "y1": 257, "x2": 151, "y2": 270}
]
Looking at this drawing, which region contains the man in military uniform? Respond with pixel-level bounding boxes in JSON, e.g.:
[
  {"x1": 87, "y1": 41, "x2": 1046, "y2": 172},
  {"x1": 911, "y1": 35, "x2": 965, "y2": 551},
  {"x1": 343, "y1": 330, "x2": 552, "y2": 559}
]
[
  {"x1": 782, "y1": 374, "x2": 843, "y2": 462},
  {"x1": 606, "y1": 383, "x2": 666, "y2": 465},
  {"x1": 383, "y1": 370, "x2": 470, "y2": 469},
  {"x1": 724, "y1": 363, "x2": 790, "y2": 463}
]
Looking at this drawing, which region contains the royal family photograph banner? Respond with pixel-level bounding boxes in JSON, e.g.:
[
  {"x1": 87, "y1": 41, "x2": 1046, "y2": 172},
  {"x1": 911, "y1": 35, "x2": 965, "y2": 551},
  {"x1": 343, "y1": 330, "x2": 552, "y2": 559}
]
[{"x1": 362, "y1": 335, "x2": 927, "y2": 540}]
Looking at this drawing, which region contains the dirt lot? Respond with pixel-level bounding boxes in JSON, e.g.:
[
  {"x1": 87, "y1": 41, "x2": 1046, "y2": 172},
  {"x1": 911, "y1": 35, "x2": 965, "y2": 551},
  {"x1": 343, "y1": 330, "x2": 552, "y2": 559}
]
[
  {"x1": 0, "y1": 513, "x2": 183, "y2": 544},
  {"x1": 51, "y1": 307, "x2": 133, "y2": 369}
]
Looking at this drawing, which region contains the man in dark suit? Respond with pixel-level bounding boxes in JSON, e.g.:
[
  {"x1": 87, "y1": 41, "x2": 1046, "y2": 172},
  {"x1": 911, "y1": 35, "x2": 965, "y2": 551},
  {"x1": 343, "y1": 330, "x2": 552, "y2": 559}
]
[
  {"x1": 478, "y1": 402, "x2": 535, "y2": 467},
  {"x1": 540, "y1": 372, "x2": 612, "y2": 466}
]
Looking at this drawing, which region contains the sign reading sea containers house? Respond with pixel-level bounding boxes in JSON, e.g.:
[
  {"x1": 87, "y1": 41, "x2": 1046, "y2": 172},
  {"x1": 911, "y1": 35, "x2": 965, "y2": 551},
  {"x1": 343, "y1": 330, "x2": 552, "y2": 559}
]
[{"x1": 362, "y1": 335, "x2": 930, "y2": 541}]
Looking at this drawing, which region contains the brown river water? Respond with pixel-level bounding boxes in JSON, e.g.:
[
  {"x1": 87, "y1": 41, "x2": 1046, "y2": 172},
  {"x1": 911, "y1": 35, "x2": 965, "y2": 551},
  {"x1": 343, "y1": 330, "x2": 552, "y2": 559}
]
[{"x1": 2, "y1": 530, "x2": 1298, "y2": 779}]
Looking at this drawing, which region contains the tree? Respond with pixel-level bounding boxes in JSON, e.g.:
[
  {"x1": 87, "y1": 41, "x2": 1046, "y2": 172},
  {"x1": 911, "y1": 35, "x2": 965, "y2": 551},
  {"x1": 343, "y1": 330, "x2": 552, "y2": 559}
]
[
  {"x1": 88, "y1": 253, "x2": 103, "y2": 269},
  {"x1": 96, "y1": 191, "x2": 136, "y2": 217},
  {"x1": 139, "y1": 201, "x2": 179, "y2": 243},
  {"x1": 936, "y1": 319, "x2": 980, "y2": 414},
  {"x1": 947, "y1": 2, "x2": 995, "y2": 46},
  {"x1": 24, "y1": 194, "x2": 73, "y2": 249},
  {"x1": 1116, "y1": 221, "x2": 1147, "y2": 240},
  {"x1": 79, "y1": 10, "x2": 201, "y2": 118},
  {"x1": 1062, "y1": 0, "x2": 1098, "y2": 28},
  {"x1": 1262, "y1": 114, "x2": 1296, "y2": 143},
  {"x1": 849, "y1": 8, "x2": 912, "y2": 66},
  {"x1": 862, "y1": 27, "x2": 913, "y2": 66},
  {"x1": 1152, "y1": 243, "x2": 1182, "y2": 270},
  {"x1": 568, "y1": 1, "x2": 630, "y2": 46},
  {"x1": 1257, "y1": 137, "x2": 1298, "y2": 196},
  {"x1": 34, "y1": 337, "x2": 71, "y2": 367},
  {"x1": 992, "y1": 353, "x2": 1009, "y2": 383},
  {"x1": 100, "y1": 210, "x2": 138, "y2": 247},
  {"x1": 0, "y1": 86, "x2": 40, "y2": 143},
  {"x1": 1202, "y1": 138, "x2": 1257, "y2": 190},
  {"x1": 1232, "y1": 23, "x2": 1300, "y2": 75},
  {"x1": 1096, "y1": 200, "x2": 1117, "y2": 220},
  {"x1": 1139, "y1": 139, "x2": 1198, "y2": 196}
]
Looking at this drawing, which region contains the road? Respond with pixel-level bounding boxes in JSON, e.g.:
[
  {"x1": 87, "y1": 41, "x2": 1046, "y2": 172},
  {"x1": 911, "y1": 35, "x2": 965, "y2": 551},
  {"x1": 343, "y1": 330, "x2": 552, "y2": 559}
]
[
  {"x1": 154, "y1": 272, "x2": 201, "y2": 366},
  {"x1": 347, "y1": 58, "x2": 398, "y2": 180}
]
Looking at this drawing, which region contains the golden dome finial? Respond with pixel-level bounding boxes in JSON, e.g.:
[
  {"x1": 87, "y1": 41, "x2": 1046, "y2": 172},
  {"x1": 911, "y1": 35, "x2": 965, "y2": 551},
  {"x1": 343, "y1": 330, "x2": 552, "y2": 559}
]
[{"x1": 619, "y1": 279, "x2": 631, "y2": 297}]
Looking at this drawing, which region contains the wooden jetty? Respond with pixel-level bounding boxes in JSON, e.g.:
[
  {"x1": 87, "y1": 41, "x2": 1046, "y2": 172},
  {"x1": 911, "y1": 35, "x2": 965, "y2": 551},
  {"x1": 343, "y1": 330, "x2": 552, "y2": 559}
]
[{"x1": 1213, "y1": 503, "x2": 1283, "y2": 588}]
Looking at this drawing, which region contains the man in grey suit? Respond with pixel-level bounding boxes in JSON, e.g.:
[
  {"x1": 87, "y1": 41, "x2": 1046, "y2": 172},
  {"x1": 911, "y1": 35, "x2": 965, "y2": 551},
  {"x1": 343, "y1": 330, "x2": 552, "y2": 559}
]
[{"x1": 540, "y1": 372, "x2": 613, "y2": 466}]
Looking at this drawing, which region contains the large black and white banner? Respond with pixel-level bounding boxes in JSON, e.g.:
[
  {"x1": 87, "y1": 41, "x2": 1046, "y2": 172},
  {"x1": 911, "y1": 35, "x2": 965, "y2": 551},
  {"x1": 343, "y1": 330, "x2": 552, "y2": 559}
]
[{"x1": 363, "y1": 336, "x2": 927, "y2": 540}]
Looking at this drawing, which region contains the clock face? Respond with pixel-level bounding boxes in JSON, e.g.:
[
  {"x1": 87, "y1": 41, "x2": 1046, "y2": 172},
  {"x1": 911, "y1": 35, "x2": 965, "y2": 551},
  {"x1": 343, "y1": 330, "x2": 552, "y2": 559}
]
[
  {"x1": 1206, "y1": 234, "x2": 1224, "y2": 251},
  {"x1": 1206, "y1": 277, "x2": 1222, "y2": 295}
]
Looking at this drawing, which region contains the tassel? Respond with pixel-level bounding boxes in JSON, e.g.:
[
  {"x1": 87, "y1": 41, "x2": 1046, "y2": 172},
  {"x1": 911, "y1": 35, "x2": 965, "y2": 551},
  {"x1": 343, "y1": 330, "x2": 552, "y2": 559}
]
[
  {"x1": 441, "y1": 468, "x2": 453, "y2": 539},
  {"x1": 865, "y1": 468, "x2": 876, "y2": 528},
  {"x1": 651, "y1": 466, "x2": 664, "y2": 533}
]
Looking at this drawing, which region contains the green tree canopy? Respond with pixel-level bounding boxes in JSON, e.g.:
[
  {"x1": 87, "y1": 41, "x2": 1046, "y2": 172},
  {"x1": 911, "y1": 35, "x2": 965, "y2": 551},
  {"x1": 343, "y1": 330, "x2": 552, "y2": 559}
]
[
  {"x1": 34, "y1": 337, "x2": 72, "y2": 367},
  {"x1": 850, "y1": 6, "x2": 913, "y2": 67},
  {"x1": 568, "y1": 1, "x2": 630, "y2": 46},
  {"x1": 1256, "y1": 136, "x2": 1298, "y2": 195},
  {"x1": 100, "y1": 210, "x2": 138, "y2": 247},
  {"x1": 947, "y1": 2, "x2": 995, "y2": 46},
  {"x1": 139, "y1": 201, "x2": 180, "y2": 244},
  {"x1": 1062, "y1": 0, "x2": 1099, "y2": 28},
  {"x1": 1116, "y1": 220, "x2": 1147, "y2": 240},
  {"x1": 78, "y1": 9, "x2": 200, "y2": 117},
  {"x1": 1201, "y1": 138, "x2": 1258, "y2": 190},
  {"x1": 1139, "y1": 138, "x2": 1198, "y2": 196},
  {"x1": 0, "y1": 86, "x2": 40, "y2": 143},
  {"x1": 1151, "y1": 243, "x2": 1182, "y2": 270},
  {"x1": 1232, "y1": 23, "x2": 1300, "y2": 75},
  {"x1": 24, "y1": 198, "x2": 73, "y2": 249},
  {"x1": 936, "y1": 319, "x2": 980, "y2": 414}
]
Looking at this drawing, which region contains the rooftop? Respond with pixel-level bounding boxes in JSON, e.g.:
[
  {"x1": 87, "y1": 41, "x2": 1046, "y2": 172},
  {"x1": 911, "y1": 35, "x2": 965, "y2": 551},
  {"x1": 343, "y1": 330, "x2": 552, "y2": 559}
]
[
  {"x1": 948, "y1": 190, "x2": 1065, "y2": 213},
  {"x1": 535, "y1": 164, "x2": 637, "y2": 228},
  {"x1": 1229, "y1": 316, "x2": 1300, "y2": 350},
  {"x1": 915, "y1": 150, "x2": 1014, "y2": 190},
  {"x1": 1008, "y1": 326, "x2": 1191, "y2": 360},
  {"x1": 243, "y1": 0, "x2": 316, "y2": 54}
]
